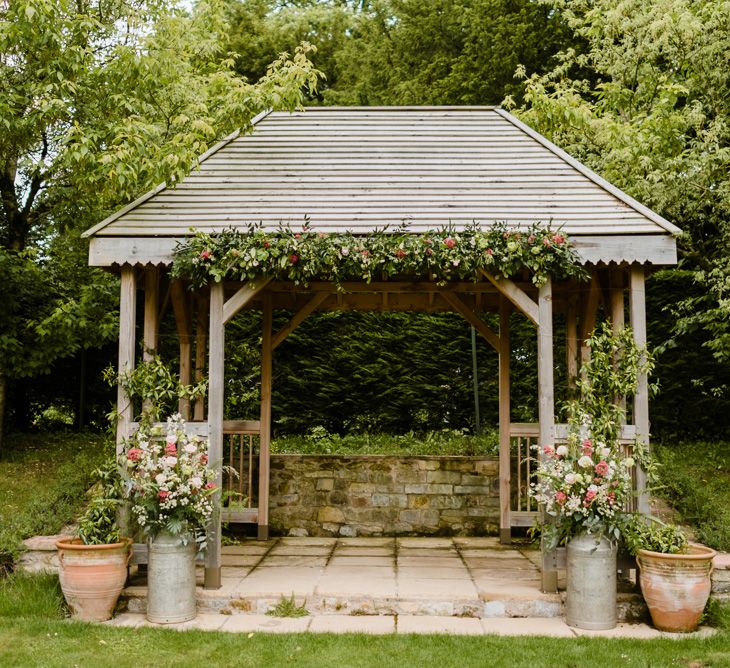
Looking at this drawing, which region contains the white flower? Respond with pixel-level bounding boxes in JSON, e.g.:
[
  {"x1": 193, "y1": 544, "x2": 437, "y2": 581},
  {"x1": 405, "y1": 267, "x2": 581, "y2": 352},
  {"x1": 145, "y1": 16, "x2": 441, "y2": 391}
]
[
  {"x1": 185, "y1": 443, "x2": 197, "y2": 454},
  {"x1": 564, "y1": 473, "x2": 577, "y2": 485},
  {"x1": 578, "y1": 455, "x2": 593, "y2": 469},
  {"x1": 155, "y1": 473, "x2": 167, "y2": 485},
  {"x1": 191, "y1": 476, "x2": 203, "y2": 488},
  {"x1": 556, "y1": 445, "x2": 568, "y2": 457},
  {"x1": 623, "y1": 457, "x2": 635, "y2": 468},
  {"x1": 601, "y1": 447, "x2": 611, "y2": 458},
  {"x1": 341, "y1": 247, "x2": 350, "y2": 256},
  {"x1": 161, "y1": 456, "x2": 178, "y2": 468}
]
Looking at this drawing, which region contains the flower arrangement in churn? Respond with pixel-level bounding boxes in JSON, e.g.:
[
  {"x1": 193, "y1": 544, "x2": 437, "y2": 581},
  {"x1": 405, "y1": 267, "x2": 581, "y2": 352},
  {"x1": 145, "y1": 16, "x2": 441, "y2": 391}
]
[
  {"x1": 123, "y1": 414, "x2": 218, "y2": 547},
  {"x1": 531, "y1": 410, "x2": 634, "y2": 550}
]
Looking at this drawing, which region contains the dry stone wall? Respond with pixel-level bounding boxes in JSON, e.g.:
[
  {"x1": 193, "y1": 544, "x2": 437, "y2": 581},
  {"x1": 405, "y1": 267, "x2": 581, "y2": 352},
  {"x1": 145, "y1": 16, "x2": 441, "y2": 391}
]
[{"x1": 268, "y1": 455, "x2": 500, "y2": 537}]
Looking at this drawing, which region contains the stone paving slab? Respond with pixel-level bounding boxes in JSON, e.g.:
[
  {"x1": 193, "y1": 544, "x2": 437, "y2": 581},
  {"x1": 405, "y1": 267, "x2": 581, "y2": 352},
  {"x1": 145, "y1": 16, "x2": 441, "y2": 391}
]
[
  {"x1": 397, "y1": 615, "x2": 485, "y2": 635},
  {"x1": 309, "y1": 615, "x2": 396, "y2": 634},
  {"x1": 104, "y1": 612, "x2": 718, "y2": 639}
]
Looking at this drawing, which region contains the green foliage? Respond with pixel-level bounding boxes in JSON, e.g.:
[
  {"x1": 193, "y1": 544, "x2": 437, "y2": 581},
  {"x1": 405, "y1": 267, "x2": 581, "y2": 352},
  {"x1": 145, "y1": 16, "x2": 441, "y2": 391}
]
[
  {"x1": 565, "y1": 322, "x2": 654, "y2": 445},
  {"x1": 0, "y1": 572, "x2": 65, "y2": 620},
  {"x1": 266, "y1": 593, "x2": 309, "y2": 618},
  {"x1": 105, "y1": 354, "x2": 207, "y2": 425},
  {"x1": 513, "y1": 0, "x2": 730, "y2": 410},
  {"x1": 654, "y1": 440, "x2": 730, "y2": 551},
  {"x1": 224, "y1": 310, "x2": 544, "y2": 435},
  {"x1": 621, "y1": 514, "x2": 687, "y2": 556},
  {"x1": 172, "y1": 222, "x2": 585, "y2": 289},
  {"x1": 0, "y1": 433, "x2": 109, "y2": 571},
  {"x1": 316, "y1": 0, "x2": 574, "y2": 106},
  {"x1": 76, "y1": 460, "x2": 123, "y2": 545},
  {"x1": 273, "y1": 428, "x2": 499, "y2": 457}
]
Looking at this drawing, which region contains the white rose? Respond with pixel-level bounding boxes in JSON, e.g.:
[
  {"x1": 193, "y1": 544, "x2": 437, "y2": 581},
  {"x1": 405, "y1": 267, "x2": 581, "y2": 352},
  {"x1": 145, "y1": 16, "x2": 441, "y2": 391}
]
[
  {"x1": 185, "y1": 443, "x2": 197, "y2": 454},
  {"x1": 191, "y1": 476, "x2": 203, "y2": 488},
  {"x1": 556, "y1": 445, "x2": 568, "y2": 457},
  {"x1": 601, "y1": 447, "x2": 611, "y2": 458},
  {"x1": 155, "y1": 473, "x2": 167, "y2": 485},
  {"x1": 578, "y1": 455, "x2": 593, "y2": 469},
  {"x1": 564, "y1": 473, "x2": 576, "y2": 485}
]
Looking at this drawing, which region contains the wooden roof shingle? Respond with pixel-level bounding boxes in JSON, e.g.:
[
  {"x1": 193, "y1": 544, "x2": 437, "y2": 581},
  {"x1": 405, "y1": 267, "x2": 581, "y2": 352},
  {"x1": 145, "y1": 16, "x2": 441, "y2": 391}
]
[{"x1": 84, "y1": 107, "x2": 680, "y2": 266}]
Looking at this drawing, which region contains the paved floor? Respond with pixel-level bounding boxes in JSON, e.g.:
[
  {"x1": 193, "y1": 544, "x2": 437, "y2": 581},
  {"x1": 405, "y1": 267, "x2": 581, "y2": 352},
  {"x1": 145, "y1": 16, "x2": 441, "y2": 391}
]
[
  {"x1": 107, "y1": 612, "x2": 716, "y2": 639},
  {"x1": 125, "y1": 536, "x2": 562, "y2": 617}
]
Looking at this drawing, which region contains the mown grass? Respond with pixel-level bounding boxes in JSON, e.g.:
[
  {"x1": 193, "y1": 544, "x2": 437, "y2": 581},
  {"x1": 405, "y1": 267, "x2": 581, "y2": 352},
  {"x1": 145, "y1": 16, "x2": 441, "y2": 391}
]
[
  {"x1": 655, "y1": 441, "x2": 730, "y2": 551},
  {"x1": 272, "y1": 428, "x2": 499, "y2": 457},
  {"x1": 0, "y1": 432, "x2": 110, "y2": 571},
  {"x1": 0, "y1": 614, "x2": 729, "y2": 668}
]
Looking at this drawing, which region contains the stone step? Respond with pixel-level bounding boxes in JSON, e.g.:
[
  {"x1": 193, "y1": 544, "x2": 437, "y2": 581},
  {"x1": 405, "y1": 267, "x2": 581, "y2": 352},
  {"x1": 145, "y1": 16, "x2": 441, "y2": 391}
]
[{"x1": 121, "y1": 587, "x2": 647, "y2": 622}]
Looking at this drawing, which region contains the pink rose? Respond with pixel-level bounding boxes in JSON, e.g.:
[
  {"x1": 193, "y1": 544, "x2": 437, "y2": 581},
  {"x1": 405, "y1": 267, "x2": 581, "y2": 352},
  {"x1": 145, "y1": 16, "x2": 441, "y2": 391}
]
[
  {"x1": 290, "y1": 254, "x2": 299, "y2": 264},
  {"x1": 395, "y1": 249, "x2": 406, "y2": 259},
  {"x1": 444, "y1": 238, "x2": 456, "y2": 249},
  {"x1": 594, "y1": 461, "x2": 609, "y2": 477},
  {"x1": 581, "y1": 439, "x2": 593, "y2": 456},
  {"x1": 542, "y1": 237, "x2": 551, "y2": 246},
  {"x1": 555, "y1": 491, "x2": 567, "y2": 505},
  {"x1": 127, "y1": 448, "x2": 142, "y2": 462},
  {"x1": 552, "y1": 233, "x2": 565, "y2": 245},
  {"x1": 542, "y1": 444, "x2": 555, "y2": 457},
  {"x1": 200, "y1": 249, "x2": 211, "y2": 260},
  {"x1": 200, "y1": 454, "x2": 208, "y2": 465},
  {"x1": 158, "y1": 490, "x2": 169, "y2": 500},
  {"x1": 204, "y1": 482, "x2": 217, "y2": 490},
  {"x1": 164, "y1": 443, "x2": 177, "y2": 455},
  {"x1": 583, "y1": 490, "x2": 596, "y2": 506}
]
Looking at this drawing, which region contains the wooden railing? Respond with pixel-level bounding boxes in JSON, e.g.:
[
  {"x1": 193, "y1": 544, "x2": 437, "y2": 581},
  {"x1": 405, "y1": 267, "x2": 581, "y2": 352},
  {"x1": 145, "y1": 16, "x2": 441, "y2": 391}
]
[{"x1": 222, "y1": 420, "x2": 261, "y2": 523}]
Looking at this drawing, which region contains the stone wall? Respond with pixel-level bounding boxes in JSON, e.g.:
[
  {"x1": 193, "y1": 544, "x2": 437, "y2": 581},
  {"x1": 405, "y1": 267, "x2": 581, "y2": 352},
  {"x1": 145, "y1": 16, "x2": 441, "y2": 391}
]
[{"x1": 268, "y1": 455, "x2": 500, "y2": 537}]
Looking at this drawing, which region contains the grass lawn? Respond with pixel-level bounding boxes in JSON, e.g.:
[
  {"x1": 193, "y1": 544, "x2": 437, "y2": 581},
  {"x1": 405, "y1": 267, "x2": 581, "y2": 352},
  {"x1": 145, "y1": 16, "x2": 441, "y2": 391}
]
[
  {"x1": 0, "y1": 573, "x2": 729, "y2": 668},
  {"x1": 655, "y1": 441, "x2": 730, "y2": 551},
  {"x1": 0, "y1": 432, "x2": 109, "y2": 570}
]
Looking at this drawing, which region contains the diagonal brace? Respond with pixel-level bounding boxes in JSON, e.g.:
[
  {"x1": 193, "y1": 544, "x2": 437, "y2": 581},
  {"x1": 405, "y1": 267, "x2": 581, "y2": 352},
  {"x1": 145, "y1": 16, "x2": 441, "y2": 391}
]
[
  {"x1": 440, "y1": 291, "x2": 499, "y2": 351},
  {"x1": 480, "y1": 269, "x2": 538, "y2": 326},
  {"x1": 222, "y1": 277, "x2": 272, "y2": 324},
  {"x1": 272, "y1": 292, "x2": 330, "y2": 350}
]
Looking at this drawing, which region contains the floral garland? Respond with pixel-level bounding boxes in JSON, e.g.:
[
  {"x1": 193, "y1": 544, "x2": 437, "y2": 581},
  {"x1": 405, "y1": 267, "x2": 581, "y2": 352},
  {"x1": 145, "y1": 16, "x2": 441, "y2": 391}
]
[{"x1": 171, "y1": 222, "x2": 586, "y2": 288}]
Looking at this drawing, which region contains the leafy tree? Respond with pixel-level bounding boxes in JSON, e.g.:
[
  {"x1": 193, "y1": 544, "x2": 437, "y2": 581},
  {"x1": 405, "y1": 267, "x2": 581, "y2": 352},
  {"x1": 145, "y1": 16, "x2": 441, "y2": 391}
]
[
  {"x1": 511, "y1": 0, "x2": 730, "y2": 437},
  {"x1": 0, "y1": 0, "x2": 320, "y2": 448},
  {"x1": 323, "y1": 0, "x2": 574, "y2": 105}
]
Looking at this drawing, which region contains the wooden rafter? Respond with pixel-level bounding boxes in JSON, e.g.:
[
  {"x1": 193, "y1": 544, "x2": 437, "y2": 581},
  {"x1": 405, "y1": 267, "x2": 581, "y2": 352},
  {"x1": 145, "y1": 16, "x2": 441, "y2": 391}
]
[
  {"x1": 480, "y1": 270, "x2": 539, "y2": 326},
  {"x1": 222, "y1": 277, "x2": 272, "y2": 324},
  {"x1": 440, "y1": 291, "x2": 499, "y2": 351},
  {"x1": 272, "y1": 292, "x2": 330, "y2": 350}
]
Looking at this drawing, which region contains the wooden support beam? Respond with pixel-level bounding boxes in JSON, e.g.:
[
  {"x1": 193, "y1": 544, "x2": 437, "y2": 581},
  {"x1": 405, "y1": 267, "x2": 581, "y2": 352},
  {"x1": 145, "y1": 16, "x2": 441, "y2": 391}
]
[
  {"x1": 272, "y1": 292, "x2": 330, "y2": 350},
  {"x1": 171, "y1": 280, "x2": 193, "y2": 419},
  {"x1": 258, "y1": 293, "x2": 273, "y2": 541},
  {"x1": 498, "y1": 297, "x2": 511, "y2": 544},
  {"x1": 566, "y1": 293, "x2": 579, "y2": 393},
  {"x1": 116, "y1": 266, "x2": 137, "y2": 455},
  {"x1": 222, "y1": 277, "x2": 272, "y2": 324},
  {"x1": 610, "y1": 269, "x2": 627, "y2": 416},
  {"x1": 143, "y1": 267, "x2": 159, "y2": 362},
  {"x1": 537, "y1": 278, "x2": 558, "y2": 593},
  {"x1": 629, "y1": 266, "x2": 650, "y2": 515},
  {"x1": 480, "y1": 270, "x2": 538, "y2": 326},
  {"x1": 205, "y1": 282, "x2": 224, "y2": 590},
  {"x1": 440, "y1": 290, "x2": 499, "y2": 351},
  {"x1": 194, "y1": 290, "x2": 209, "y2": 421},
  {"x1": 579, "y1": 272, "x2": 601, "y2": 367}
]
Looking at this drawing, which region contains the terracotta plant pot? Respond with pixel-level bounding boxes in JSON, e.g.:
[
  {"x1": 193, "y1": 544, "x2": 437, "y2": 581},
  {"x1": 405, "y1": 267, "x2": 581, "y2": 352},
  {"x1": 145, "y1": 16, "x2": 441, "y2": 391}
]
[
  {"x1": 637, "y1": 543, "x2": 717, "y2": 633},
  {"x1": 56, "y1": 537, "x2": 132, "y2": 622}
]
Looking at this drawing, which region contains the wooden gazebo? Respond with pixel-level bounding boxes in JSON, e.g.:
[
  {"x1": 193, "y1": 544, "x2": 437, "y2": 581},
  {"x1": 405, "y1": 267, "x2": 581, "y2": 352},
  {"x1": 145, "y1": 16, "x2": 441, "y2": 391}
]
[{"x1": 83, "y1": 107, "x2": 680, "y2": 592}]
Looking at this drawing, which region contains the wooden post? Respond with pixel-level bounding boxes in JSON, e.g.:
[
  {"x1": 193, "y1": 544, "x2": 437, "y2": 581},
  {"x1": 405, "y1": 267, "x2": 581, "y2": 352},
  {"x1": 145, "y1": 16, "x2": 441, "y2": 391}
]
[
  {"x1": 205, "y1": 282, "x2": 224, "y2": 590},
  {"x1": 194, "y1": 290, "x2": 209, "y2": 421},
  {"x1": 141, "y1": 267, "x2": 159, "y2": 416},
  {"x1": 143, "y1": 267, "x2": 159, "y2": 362},
  {"x1": 579, "y1": 271, "x2": 601, "y2": 368},
  {"x1": 629, "y1": 266, "x2": 651, "y2": 515},
  {"x1": 610, "y1": 269, "x2": 627, "y2": 416},
  {"x1": 116, "y1": 266, "x2": 137, "y2": 455},
  {"x1": 498, "y1": 297, "x2": 511, "y2": 544},
  {"x1": 258, "y1": 292, "x2": 273, "y2": 541},
  {"x1": 566, "y1": 292, "x2": 579, "y2": 394},
  {"x1": 538, "y1": 278, "x2": 558, "y2": 593},
  {"x1": 171, "y1": 280, "x2": 193, "y2": 420}
]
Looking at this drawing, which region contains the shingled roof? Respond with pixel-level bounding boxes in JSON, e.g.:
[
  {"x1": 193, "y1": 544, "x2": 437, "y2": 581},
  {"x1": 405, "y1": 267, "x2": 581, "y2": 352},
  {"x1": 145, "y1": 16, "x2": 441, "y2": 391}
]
[{"x1": 84, "y1": 107, "x2": 680, "y2": 266}]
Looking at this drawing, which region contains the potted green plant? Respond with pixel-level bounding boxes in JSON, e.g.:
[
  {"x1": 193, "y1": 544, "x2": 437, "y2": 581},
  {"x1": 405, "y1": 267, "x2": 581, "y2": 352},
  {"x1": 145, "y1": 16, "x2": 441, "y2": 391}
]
[
  {"x1": 623, "y1": 514, "x2": 716, "y2": 633},
  {"x1": 56, "y1": 461, "x2": 132, "y2": 622}
]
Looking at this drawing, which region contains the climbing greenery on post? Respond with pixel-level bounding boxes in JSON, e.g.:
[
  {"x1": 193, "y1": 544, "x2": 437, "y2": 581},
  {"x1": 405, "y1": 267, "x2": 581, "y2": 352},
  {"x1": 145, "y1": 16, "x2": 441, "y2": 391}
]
[{"x1": 171, "y1": 222, "x2": 586, "y2": 288}]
